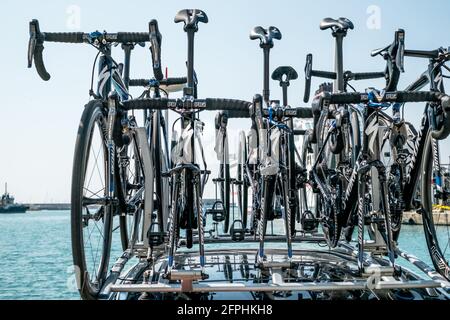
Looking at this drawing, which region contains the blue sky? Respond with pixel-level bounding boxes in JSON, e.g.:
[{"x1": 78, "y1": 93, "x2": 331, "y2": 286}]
[{"x1": 1, "y1": 0, "x2": 449, "y2": 202}]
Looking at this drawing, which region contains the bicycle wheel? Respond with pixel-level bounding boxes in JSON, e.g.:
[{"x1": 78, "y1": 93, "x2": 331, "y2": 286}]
[
  {"x1": 421, "y1": 130, "x2": 450, "y2": 280},
  {"x1": 286, "y1": 130, "x2": 298, "y2": 236},
  {"x1": 152, "y1": 111, "x2": 168, "y2": 232},
  {"x1": 117, "y1": 133, "x2": 144, "y2": 251},
  {"x1": 300, "y1": 130, "x2": 318, "y2": 218},
  {"x1": 71, "y1": 100, "x2": 118, "y2": 300},
  {"x1": 237, "y1": 131, "x2": 248, "y2": 229},
  {"x1": 219, "y1": 134, "x2": 231, "y2": 233}
]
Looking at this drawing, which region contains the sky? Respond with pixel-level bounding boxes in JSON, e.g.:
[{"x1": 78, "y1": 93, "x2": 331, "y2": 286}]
[{"x1": 0, "y1": 0, "x2": 449, "y2": 202}]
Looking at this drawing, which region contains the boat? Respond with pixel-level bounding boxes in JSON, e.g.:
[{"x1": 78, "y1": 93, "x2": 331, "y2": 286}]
[{"x1": 0, "y1": 183, "x2": 29, "y2": 214}]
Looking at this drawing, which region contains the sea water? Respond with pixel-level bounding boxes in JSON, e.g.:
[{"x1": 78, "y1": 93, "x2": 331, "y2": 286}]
[{"x1": 0, "y1": 210, "x2": 445, "y2": 300}]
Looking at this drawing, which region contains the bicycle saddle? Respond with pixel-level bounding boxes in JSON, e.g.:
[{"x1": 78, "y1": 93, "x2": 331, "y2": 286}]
[
  {"x1": 320, "y1": 17, "x2": 354, "y2": 32},
  {"x1": 271, "y1": 66, "x2": 298, "y2": 85},
  {"x1": 174, "y1": 9, "x2": 208, "y2": 31},
  {"x1": 250, "y1": 26, "x2": 282, "y2": 47}
]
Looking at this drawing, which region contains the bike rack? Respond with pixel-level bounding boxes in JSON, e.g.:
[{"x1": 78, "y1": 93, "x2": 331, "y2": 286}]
[
  {"x1": 104, "y1": 246, "x2": 450, "y2": 297},
  {"x1": 109, "y1": 275, "x2": 444, "y2": 294}
]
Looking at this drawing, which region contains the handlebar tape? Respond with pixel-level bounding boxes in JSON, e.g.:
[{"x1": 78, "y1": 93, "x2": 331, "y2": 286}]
[
  {"x1": 129, "y1": 77, "x2": 187, "y2": 87},
  {"x1": 43, "y1": 32, "x2": 150, "y2": 44},
  {"x1": 116, "y1": 32, "x2": 150, "y2": 43},
  {"x1": 326, "y1": 91, "x2": 444, "y2": 104},
  {"x1": 122, "y1": 98, "x2": 252, "y2": 111},
  {"x1": 352, "y1": 72, "x2": 385, "y2": 81},
  {"x1": 205, "y1": 98, "x2": 252, "y2": 111},
  {"x1": 34, "y1": 43, "x2": 50, "y2": 81},
  {"x1": 43, "y1": 32, "x2": 84, "y2": 43},
  {"x1": 310, "y1": 70, "x2": 337, "y2": 79}
]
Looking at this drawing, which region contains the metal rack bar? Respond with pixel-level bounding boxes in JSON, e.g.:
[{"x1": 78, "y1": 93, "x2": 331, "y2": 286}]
[{"x1": 110, "y1": 279, "x2": 442, "y2": 293}]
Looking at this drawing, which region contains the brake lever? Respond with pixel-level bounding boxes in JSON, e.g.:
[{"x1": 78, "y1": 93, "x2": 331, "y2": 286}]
[
  {"x1": 27, "y1": 34, "x2": 36, "y2": 68},
  {"x1": 28, "y1": 19, "x2": 50, "y2": 81},
  {"x1": 395, "y1": 29, "x2": 405, "y2": 72},
  {"x1": 304, "y1": 54, "x2": 313, "y2": 103},
  {"x1": 28, "y1": 19, "x2": 40, "y2": 68},
  {"x1": 149, "y1": 19, "x2": 163, "y2": 81}
]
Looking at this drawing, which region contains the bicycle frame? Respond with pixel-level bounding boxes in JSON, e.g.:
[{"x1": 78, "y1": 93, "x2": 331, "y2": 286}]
[
  {"x1": 96, "y1": 47, "x2": 130, "y2": 101},
  {"x1": 399, "y1": 57, "x2": 446, "y2": 210}
]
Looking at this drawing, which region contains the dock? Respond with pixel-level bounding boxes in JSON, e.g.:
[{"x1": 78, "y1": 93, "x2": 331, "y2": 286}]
[{"x1": 402, "y1": 210, "x2": 450, "y2": 225}]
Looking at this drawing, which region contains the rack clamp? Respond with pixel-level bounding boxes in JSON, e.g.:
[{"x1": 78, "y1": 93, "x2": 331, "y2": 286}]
[{"x1": 166, "y1": 270, "x2": 209, "y2": 292}]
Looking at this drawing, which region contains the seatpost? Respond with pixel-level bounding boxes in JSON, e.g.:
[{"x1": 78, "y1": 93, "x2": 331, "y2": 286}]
[
  {"x1": 333, "y1": 30, "x2": 346, "y2": 92},
  {"x1": 187, "y1": 29, "x2": 195, "y2": 92},
  {"x1": 174, "y1": 9, "x2": 208, "y2": 97},
  {"x1": 250, "y1": 26, "x2": 281, "y2": 106},
  {"x1": 281, "y1": 83, "x2": 288, "y2": 106},
  {"x1": 263, "y1": 46, "x2": 271, "y2": 104}
]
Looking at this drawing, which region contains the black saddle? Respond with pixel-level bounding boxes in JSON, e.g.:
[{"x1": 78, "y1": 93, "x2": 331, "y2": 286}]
[
  {"x1": 249, "y1": 26, "x2": 282, "y2": 48},
  {"x1": 271, "y1": 66, "x2": 298, "y2": 85},
  {"x1": 174, "y1": 9, "x2": 208, "y2": 31},
  {"x1": 320, "y1": 17, "x2": 354, "y2": 32}
]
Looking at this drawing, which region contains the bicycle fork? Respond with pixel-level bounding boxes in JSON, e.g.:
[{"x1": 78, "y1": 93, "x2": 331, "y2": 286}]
[
  {"x1": 194, "y1": 172, "x2": 206, "y2": 270},
  {"x1": 167, "y1": 169, "x2": 206, "y2": 274},
  {"x1": 167, "y1": 172, "x2": 181, "y2": 271},
  {"x1": 257, "y1": 174, "x2": 275, "y2": 263},
  {"x1": 281, "y1": 172, "x2": 293, "y2": 260}
]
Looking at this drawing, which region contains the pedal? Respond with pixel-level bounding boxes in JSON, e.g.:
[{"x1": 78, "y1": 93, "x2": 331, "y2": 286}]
[
  {"x1": 147, "y1": 222, "x2": 165, "y2": 247},
  {"x1": 364, "y1": 213, "x2": 385, "y2": 225},
  {"x1": 205, "y1": 199, "x2": 226, "y2": 223},
  {"x1": 412, "y1": 198, "x2": 421, "y2": 209},
  {"x1": 269, "y1": 207, "x2": 283, "y2": 220},
  {"x1": 230, "y1": 220, "x2": 245, "y2": 242},
  {"x1": 300, "y1": 210, "x2": 317, "y2": 232},
  {"x1": 206, "y1": 208, "x2": 225, "y2": 222}
]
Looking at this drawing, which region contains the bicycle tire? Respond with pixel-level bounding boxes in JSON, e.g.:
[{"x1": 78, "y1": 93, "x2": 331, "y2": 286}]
[
  {"x1": 118, "y1": 138, "x2": 143, "y2": 251},
  {"x1": 219, "y1": 134, "x2": 231, "y2": 233},
  {"x1": 71, "y1": 100, "x2": 113, "y2": 300},
  {"x1": 237, "y1": 131, "x2": 248, "y2": 229},
  {"x1": 286, "y1": 126, "x2": 297, "y2": 236},
  {"x1": 152, "y1": 111, "x2": 165, "y2": 232},
  {"x1": 300, "y1": 130, "x2": 318, "y2": 220},
  {"x1": 421, "y1": 130, "x2": 450, "y2": 280}
]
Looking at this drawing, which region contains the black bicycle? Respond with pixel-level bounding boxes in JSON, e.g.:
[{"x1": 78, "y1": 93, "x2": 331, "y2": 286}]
[
  {"x1": 310, "y1": 90, "x2": 450, "y2": 274},
  {"x1": 389, "y1": 45, "x2": 450, "y2": 280},
  {"x1": 28, "y1": 18, "x2": 184, "y2": 299},
  {"x1": 302, "y1": 18, "x2": 390, "y2": 247},
  {"x1": 361, "y1": 30, "x2": 450, "y2": 279}
]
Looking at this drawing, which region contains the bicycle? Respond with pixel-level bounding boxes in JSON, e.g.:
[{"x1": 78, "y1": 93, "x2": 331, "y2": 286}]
[
  {"x1": 250, "y1": 95, "x2": 312, "y2": 264},
  {"x1": 302, "y1": 18, "x2": 390, "y2": 247},
  {"x1": 310, "y1": 90, "x2": 450, "y2": 274},
  {"x1": 378, "y1": 43, "x2": 450, "y2": 280},
  {"x1": 28, "y1": 18, "x2": 185, "y2": 299}
]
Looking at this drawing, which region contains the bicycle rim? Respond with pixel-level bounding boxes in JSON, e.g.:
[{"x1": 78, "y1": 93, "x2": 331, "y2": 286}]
[{"x1": 421, "y1": 130, "x2": 450, "y2": 280}]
